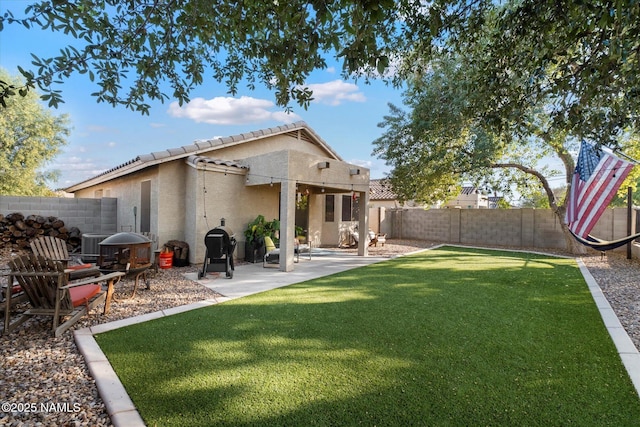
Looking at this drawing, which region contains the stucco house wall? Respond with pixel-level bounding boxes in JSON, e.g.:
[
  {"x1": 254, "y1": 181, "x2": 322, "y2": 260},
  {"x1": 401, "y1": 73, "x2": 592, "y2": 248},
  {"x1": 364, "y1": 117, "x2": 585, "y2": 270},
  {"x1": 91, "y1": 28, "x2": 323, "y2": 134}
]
[
  {"x1": 186, "y1": 162, "x2": 281, "y2": 262},
  {"x1": 64, "y1": 122, "x2": 371, "y2": 269},
  {"x1": 73, "y1": 167, "x2": 160, "y2": 235}
]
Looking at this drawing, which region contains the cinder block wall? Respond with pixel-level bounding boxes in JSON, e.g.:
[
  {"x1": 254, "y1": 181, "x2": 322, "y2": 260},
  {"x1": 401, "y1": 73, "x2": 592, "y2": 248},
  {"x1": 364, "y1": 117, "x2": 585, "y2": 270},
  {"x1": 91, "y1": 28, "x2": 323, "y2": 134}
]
[
  {"x1": 383, "y1": 207, "x2": 636, "y2": 252},
  {"x1": 0, "y1": 196, "x2": 118, "y2": 235}
]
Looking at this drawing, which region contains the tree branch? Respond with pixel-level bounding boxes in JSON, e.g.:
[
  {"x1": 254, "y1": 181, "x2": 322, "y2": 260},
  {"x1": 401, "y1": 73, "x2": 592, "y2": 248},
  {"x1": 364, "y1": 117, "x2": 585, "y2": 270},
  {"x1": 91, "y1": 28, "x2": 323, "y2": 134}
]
[{"x1": 490, "y1": 162, "x2": 560, "y2": 213}]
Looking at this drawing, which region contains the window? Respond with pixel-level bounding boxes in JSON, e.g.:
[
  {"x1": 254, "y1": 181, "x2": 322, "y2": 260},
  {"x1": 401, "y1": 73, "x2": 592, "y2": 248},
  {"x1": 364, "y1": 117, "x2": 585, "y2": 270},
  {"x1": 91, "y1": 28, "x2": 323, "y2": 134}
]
[
  {"x1": 341, "y1": 194, "x2": 360, "y2": 221},
  {"x1": 325, "y1": 195, "x2": 334, "y2": 222}
]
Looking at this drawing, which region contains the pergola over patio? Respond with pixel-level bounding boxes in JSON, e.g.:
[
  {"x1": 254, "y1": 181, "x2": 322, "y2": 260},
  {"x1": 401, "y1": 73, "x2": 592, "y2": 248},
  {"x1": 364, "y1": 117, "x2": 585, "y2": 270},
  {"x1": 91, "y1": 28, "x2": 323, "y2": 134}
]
[{"x1": 242, "y1": 149, "x2": 370, "y2": 271}]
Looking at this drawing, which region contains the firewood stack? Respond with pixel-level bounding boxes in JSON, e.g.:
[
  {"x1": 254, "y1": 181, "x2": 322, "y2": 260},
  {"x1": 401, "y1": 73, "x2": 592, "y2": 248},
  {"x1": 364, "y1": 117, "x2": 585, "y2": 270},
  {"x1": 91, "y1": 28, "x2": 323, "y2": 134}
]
[
  {"x1": 0, "y1": 212, "x2": 83, "y2": 251},
  {"x1": 163, "y1": 240, "x2": 190, "y2": 267}
]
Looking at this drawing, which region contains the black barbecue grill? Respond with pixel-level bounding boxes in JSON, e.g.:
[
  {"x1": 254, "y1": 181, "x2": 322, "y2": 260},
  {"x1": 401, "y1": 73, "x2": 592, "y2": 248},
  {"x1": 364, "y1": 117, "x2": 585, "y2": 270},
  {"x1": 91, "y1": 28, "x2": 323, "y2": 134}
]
[{"x1": 198, "y1": 223, "x2": 236, "y2": 279}]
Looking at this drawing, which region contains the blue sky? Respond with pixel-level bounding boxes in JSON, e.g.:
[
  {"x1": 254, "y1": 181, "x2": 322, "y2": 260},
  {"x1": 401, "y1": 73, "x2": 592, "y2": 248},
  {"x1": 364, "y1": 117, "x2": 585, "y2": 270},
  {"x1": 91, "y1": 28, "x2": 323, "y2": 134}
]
[{"x1": 1, "y1": 2, "x2": 404, "y2": 189}]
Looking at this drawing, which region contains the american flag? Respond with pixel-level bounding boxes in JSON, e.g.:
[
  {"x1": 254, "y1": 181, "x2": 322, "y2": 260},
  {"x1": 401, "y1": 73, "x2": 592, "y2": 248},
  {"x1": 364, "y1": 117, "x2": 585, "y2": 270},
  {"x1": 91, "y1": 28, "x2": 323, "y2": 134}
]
[{"x1": 565, "y1": 140, "x2": 634, "y2": 237}]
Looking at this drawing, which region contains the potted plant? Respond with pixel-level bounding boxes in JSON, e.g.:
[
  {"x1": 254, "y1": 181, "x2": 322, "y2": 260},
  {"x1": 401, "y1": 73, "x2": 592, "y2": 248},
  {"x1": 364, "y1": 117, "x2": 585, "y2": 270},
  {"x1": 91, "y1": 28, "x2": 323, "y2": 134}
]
[{"x1": 244, "y1": 215, "x2": 280, "y2": 263}]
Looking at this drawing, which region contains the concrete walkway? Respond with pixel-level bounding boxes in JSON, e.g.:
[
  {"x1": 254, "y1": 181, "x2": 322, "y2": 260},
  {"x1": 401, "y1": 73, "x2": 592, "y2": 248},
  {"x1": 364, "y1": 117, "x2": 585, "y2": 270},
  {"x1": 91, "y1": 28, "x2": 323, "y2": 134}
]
[
  {"x1": 188, "y1": 249, "x2": 395, "y2": 301},
  {"x1": 73, "y1": 247, "x2": 640, "y2": 427}
]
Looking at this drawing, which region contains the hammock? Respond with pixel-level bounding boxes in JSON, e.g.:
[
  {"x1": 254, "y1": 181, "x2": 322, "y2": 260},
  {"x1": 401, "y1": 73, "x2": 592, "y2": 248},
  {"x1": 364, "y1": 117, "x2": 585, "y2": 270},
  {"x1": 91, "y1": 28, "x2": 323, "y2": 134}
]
[{"x1": 569, "y1": 228, "x2": 640, "y2": 252}]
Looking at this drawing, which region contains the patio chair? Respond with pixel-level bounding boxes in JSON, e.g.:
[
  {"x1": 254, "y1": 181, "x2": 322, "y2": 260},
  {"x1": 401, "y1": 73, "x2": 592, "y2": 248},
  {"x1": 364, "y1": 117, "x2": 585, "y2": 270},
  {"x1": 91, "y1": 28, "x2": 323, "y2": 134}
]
[
  {"x1": 1, "y1": 275, "x2": 28, "y2": 336},
  {"x1": 4, "y1": 254, "x2": 124, "y2": 337},
  {"x1": 263, "y1": 236, "x2": 306, "y2": 267},
  {"x1": 263, "y1": 236, "x2": 279, "y2": 268},
  {"x1": 30, "y1": 236, "x2": 101, "y2": 281}
]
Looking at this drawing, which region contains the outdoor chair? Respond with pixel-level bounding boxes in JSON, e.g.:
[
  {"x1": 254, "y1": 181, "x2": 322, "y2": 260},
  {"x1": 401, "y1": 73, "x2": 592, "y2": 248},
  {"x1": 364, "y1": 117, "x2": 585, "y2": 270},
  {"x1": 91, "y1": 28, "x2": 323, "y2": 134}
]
[
  {"x1": 263, "y1": 236, "x2": 280, "y2": 268},
  {"x1": 1, "y1": 275, "x2": 28, "y2": 335},
  {"x1": 30, "y1": 236, "x2": 101, "y2": 281},
  {"x1": 4, "y1": 254, "x2": 124, "y2": 337},
  {"x1": 296, "y1": 238, "x2": 311, "y2": 260},
  {"x1": 367, "y1": 230, "x2": 386, "y2": 247},
  {"x1": 263, "y1": 236, "x2": 309, "y2": 267}
]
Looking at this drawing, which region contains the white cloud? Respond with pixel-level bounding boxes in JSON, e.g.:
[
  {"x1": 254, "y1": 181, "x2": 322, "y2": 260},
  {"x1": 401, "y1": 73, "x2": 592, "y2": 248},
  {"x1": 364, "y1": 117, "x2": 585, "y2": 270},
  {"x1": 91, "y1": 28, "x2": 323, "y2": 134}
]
[
  {"x1": 150, "y1": 122, "x2": 166, "y2": 128},
  {"x1": 107, "y1": 141, "x2": 117, "y2": 148},
  {"x1": 304, "y1": 80, "x2": 366, "y2": 106},
  {"x1": 86, "y1": 125, "x2": 114, "y2": 133},
  {"x1": 348, "y1": 159, "x2": 373, "y2": 169},
  {"x1": 167, "y1": 96, "x2": 300, "y2": 125},
  {"x1": 49, "y1": 155, "x2": 113, "y2": 187}
]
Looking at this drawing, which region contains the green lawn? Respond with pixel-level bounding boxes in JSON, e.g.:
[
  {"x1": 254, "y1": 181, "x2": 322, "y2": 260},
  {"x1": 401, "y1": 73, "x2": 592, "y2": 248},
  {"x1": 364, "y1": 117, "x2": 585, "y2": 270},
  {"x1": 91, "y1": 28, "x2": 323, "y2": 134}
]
[{"x1": 95, "y1": 246, "x2": 640, "y2": 426}]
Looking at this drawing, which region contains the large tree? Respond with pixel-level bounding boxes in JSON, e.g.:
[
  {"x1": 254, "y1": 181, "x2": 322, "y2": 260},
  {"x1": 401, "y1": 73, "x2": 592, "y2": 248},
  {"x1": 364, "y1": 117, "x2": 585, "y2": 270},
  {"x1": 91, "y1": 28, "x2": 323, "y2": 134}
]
[
  {"x1": 0, "y1": 68, "x2": 70, "y2": 196},
  {"x1": 373, "y1": 51, "x2": 638, "y2": 254},
  {"x1": 369, "y1": 0, "x2": 640, "y2": 254},
  {"x1": 403, "y1": 0, "x2": 640, "y2": 146}
]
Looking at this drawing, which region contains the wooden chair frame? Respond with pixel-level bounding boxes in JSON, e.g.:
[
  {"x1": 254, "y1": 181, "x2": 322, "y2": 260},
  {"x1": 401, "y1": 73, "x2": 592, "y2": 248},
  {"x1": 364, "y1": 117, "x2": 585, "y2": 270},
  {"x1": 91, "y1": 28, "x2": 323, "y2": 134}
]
[
  {"x1": 30, "y1": 236, "x2": 101, "y2": 281},
  {"x1": 3, "y1": 255, "x2": 124, "y2": 337}
]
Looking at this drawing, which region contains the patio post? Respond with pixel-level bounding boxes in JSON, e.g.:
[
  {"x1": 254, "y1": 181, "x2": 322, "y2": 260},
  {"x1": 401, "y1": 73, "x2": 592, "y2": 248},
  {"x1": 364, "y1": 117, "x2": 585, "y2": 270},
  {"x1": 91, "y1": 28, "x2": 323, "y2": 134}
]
[
  {"x1": 279, "y1": 180, "x2": 296, "y2": 271},
  {"x1": 357, "y1": 189, "x2": 369, "y2": 256}
]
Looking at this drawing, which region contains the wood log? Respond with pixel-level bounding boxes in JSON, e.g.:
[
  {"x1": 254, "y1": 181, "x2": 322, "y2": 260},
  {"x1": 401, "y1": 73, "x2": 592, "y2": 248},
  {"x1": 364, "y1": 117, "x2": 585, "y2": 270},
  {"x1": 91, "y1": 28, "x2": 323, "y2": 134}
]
[
  {"x1": 6, "y1": 213, "x2": 24, "y2": 222},
  {"x1": 0, "y1": 211, "x2": 85, "y2": 252},
  {"x1": 68, "y1": 227, "x2": 81, "y2": 238}
]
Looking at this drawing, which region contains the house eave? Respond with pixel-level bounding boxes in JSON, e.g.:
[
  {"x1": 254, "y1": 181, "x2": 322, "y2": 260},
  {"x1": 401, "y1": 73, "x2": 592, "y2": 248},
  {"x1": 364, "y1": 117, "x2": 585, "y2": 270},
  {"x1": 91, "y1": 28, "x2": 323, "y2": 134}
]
[{"x1": 64, "y1": 121, "x2": 340, "y2": 193}]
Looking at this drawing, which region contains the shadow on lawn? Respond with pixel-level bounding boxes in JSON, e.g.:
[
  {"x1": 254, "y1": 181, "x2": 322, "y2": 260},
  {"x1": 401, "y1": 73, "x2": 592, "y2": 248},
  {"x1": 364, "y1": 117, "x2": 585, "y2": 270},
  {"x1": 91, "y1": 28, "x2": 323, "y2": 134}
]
[{"x1": 95, "y1": 248, "x2": 640, "y2": 426}]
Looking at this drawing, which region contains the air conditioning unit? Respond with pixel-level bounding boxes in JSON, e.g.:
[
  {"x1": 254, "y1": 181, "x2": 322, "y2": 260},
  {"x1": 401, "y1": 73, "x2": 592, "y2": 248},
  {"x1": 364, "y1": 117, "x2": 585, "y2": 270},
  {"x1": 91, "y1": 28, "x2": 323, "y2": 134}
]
[{"x1": 81, "y1": 233, "x2": 113, "y2": 263}]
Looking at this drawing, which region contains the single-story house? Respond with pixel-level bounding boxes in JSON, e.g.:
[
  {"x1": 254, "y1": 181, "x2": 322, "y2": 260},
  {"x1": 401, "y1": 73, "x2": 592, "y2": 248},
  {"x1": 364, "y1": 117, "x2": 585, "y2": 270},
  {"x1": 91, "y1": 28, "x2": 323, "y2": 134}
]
[
  {"x1": 442, "y1": 186, "x2": 489, "y2": 209},
  {"x1": 64, "y1": 121, "x2": 371, "y2": 271}
]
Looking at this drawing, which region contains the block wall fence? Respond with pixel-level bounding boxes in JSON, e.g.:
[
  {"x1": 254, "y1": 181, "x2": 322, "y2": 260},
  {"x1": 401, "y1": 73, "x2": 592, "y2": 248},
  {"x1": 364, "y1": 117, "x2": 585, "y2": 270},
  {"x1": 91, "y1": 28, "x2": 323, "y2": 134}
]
[
  {"x1": 380, "y1": 207, "x2": 640, "y2": 257},
  {"x1": 0, "y1": 196, "x2": 118, "y2": 235},
  {"x1": 2, "y1": 196, "x2": 638, "y2": 258}
]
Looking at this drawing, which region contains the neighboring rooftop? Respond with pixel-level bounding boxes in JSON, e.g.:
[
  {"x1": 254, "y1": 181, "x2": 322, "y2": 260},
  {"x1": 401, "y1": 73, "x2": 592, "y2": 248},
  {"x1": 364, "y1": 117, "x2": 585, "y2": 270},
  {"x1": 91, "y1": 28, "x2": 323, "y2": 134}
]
[{"x1": 369, "y1": 179, "x2": 396, "y2": 200}]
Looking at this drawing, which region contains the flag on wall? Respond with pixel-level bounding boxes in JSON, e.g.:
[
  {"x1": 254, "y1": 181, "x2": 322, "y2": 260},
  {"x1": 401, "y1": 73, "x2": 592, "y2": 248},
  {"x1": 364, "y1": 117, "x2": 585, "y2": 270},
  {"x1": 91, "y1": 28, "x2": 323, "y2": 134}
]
[{"x1": 565, "y1": 140, "x2": 634, "y2": 238}]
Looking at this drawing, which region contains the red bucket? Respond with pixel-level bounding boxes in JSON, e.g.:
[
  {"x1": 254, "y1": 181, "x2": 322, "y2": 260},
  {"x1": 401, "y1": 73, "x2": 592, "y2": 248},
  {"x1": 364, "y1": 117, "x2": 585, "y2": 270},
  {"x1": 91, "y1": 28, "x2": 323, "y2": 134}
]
[{"x1": 159, "y1": 251, "x2": 173, "y2": 269}]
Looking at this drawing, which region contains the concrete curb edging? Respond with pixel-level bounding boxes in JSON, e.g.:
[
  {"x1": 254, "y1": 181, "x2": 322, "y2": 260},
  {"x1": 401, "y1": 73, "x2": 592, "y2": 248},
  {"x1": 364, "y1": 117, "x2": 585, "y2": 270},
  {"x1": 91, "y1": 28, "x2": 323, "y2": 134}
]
[
  {"x1": 73, "y1": 298, "x2": 222, "y2": 427},
  {"x1": 576, "y1": 259, "x2": 640, "y2": 397}
]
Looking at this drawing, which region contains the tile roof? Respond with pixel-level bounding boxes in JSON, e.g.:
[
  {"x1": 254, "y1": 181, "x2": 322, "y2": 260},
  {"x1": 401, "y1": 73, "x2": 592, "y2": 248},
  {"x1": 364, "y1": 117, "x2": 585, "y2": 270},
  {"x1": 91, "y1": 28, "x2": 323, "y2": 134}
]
[
  {"x1": 64, "y1": 121, "x2": 339, "y2": 192},
  {"x1": 185, "y1": 155, "x2": 247, "y2": 170},
  {"x1": 369, "y1": 179, "x2": 396, "y2": 200}
]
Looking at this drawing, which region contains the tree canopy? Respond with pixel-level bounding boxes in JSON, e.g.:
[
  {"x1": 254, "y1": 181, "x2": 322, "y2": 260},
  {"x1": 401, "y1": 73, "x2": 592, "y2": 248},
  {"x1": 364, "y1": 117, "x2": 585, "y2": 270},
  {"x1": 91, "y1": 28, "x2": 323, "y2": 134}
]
[
  {"x1": 0, "y1": 0, "x2": 406, "y2": 113},
  {"x1": 1, "y1": 0, "x2": 638, "y2": 145},
  {"x1": 373, "y1": 43, "x2": 638, "y2": 253},
  {"x1": 0, "y1": 68, "x2": 70, "y2": 196}
]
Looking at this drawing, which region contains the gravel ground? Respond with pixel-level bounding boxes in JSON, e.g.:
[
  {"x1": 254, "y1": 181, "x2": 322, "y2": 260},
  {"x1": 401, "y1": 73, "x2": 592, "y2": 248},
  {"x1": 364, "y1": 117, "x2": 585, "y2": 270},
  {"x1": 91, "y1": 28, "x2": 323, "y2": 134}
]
[{"x1": 1, "y1": 240, "x2": 639, "y2": 426}]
